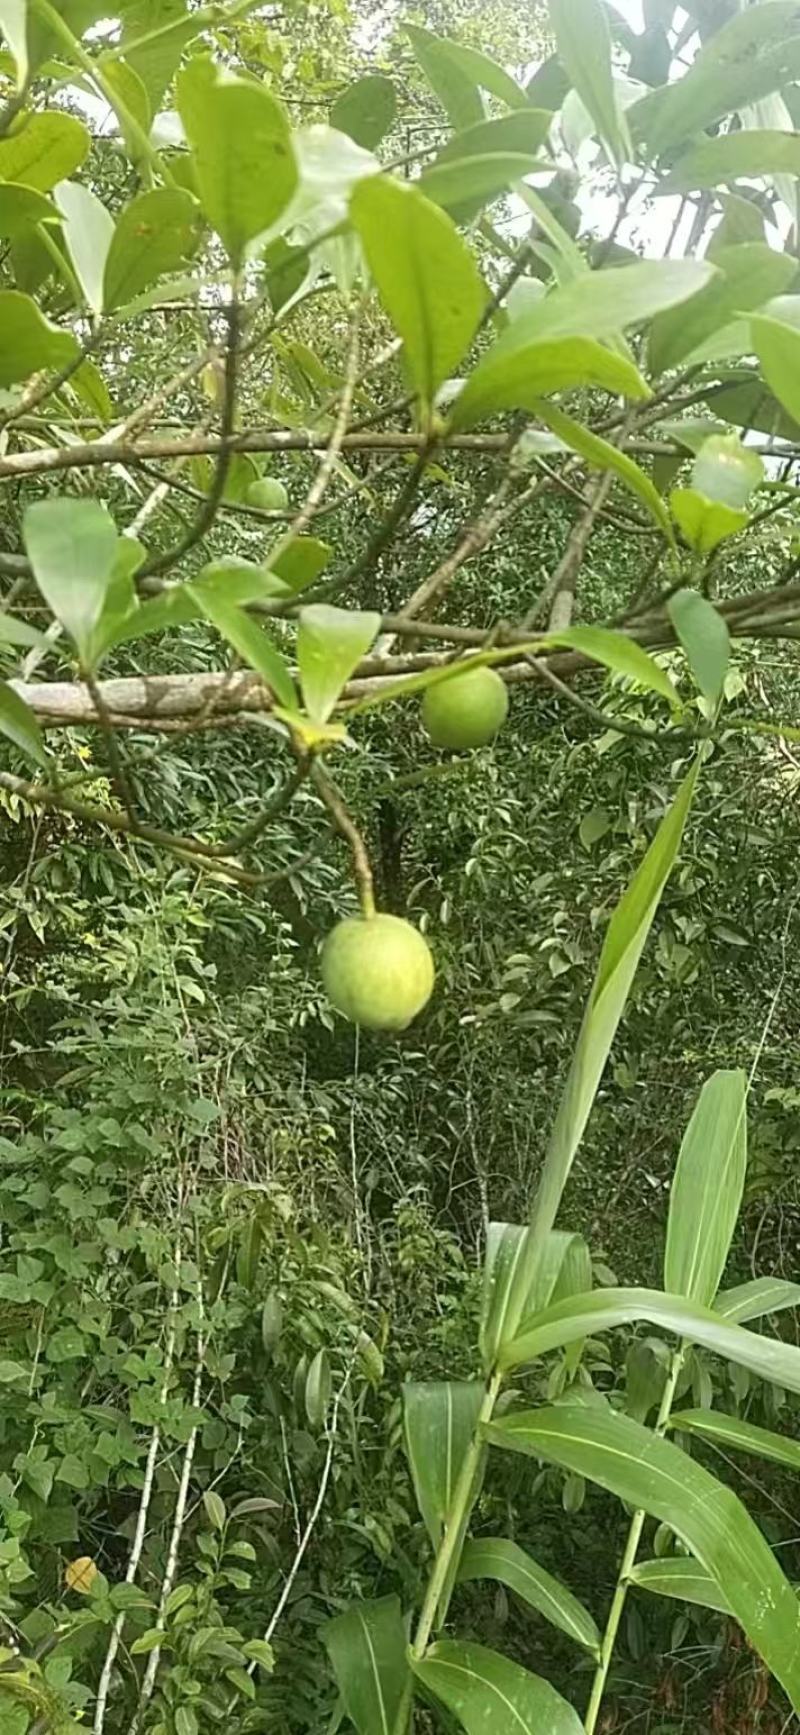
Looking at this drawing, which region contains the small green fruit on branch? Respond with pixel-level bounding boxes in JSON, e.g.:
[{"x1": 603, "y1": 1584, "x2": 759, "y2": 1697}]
[
  {"x1": 321, "y1": 913, "x2": 435, "y2": 1030},
  {"x1": 246, "y1": 477, "x2": 289, "y2": 511},
  {"x1": 421, "y1": 664, "x2": 509, "y2": 750}
]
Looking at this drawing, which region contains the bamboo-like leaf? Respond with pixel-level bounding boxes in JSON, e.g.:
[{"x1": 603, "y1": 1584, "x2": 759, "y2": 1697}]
[
  {"x1": 670, "y1": 1408, "x2": 800, "y2": 1473},
  {"x1": 715, "y1": 1277, "x2": 800, "y2": 1325},
  {"x1": 412, "y1": 1638, "x2": 584, "y2": 1734},
  {"x1": 530, "y1": 399, "x2": 674, "y2": 542},
  {"x1": 548, "y1": 0, "x2": 630, "y2": 166},
  {"x1": 403, "y1": 1382, "x2": 485, "y2": 1550},
  {"x1": 664, "y1": 1069, "x2": 746, "y2": 1304},
  {"x1": 324, "y1": 1597, "x2": 409, "y2": 1735},
  {"x1": 501, "y1": 1286, "x2": 800, "y2": 1396},
  {"x1": 480, "y1": 1227, "x2": 582, "y2": 1371},
  {"x1": 458, "y1": 1537, "x2": 601, "y2": 1656},
  {"x1": 629, "y1": 1556, "x2": 730, "y2": 1614},
  {"x1": 484, "y1": 1403, "x2": 800, "y2": 1709},
  {"x1": 661, "y1": 129, "x2": 800, "y2": 197}
]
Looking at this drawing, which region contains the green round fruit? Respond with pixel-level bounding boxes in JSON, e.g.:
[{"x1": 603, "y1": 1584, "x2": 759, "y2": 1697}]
[
  {"x1": 245, "y1": 477, "x2": 289, "y2": 511},
  {"x1": 321, "y1": 913, "x2": 435, "y2": 1030},
  {"x1": 421, "y1": 665, "x2": 509, "y2": 750}
]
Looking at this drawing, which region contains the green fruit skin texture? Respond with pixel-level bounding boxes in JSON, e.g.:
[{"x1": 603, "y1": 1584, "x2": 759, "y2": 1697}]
[
  {"x1": 321, "y1": 913, "x2": 435, "y2": 1030},
  {"x1": 246, "y1": 477, "x2": 289, "y2": 511},
  {"x1": 421, "y1": 665, "x2": 509, "y2": 749}
]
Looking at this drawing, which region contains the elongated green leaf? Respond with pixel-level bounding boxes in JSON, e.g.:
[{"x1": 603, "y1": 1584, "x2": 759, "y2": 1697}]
[
  {"x1": 103, "y1": 187, "x2": 201, "y2": 312},
  {"x1": 502, "y1": 1286, "x2": 800, "y2": 1396},
  {"x1": 549, "y1": 0, "x2": 629, "y2": 166},
  {"x1": 639, "y1": 3, "x2": 800, "y2": 156},
  {"x1": 495, "y1": 260, "x2": 716, "y2": 349},
  {"x1": 485, "y1": 1403, "x2": 800, "y2": 1708},
  {"x1": 351, "y1": 176, "x2": 484, "y2": 412},
  {"x1": 404, "y1": 24, "x2": 484, "y2": 128},
  {"x1": 0, "y1": 289, "x2": 79, "y2": 386},
  {"x1": 54, "y1": 180, "x2": 114, "y2": 315},
  {"x1": 630, "y1": 1556, "x2": 730, "y2": 1614},
  {"x1": 436, "y1": 110, "x2": 553, "y2": 167},
  {"x1": 412, "y1": 1639, "x2": 584, "y2": 1735},
  {"x1": 121, "y1": 0, "x2": 195, "y2": 116},
  {"x1": 89, "y1": 535, "x2": 145, "y2": 665},
  {"x1": 530, "y1": 400, "x2": 674, "y2": 542},
  {"x1": 458, "y1": 1538, "x2": 601, "y2": 1656},
  {"x1": 716, "y1": 1277, "x2": 800, "y2": 1325},
  {"x1": 24, "y1": 498, "x2": 118, "y2": 665},
  {"x1": 480, "y1": 1227, "x2": 580, "y2": 1369},
  {"x1": 331, "y1": 74, "x2": 397, "y2": 150},
  {"x1": 0, "y1": 0, "x2": 28, "y2": 88},
  {"x1": 449, "y1": 335, "x2": 649, "y2": 431},
  {"x1": 498, "y1": 761, "x2": 700, "y2": 1347},
  {"x1": 297, "y1": 604, "x2": 381, "y2": 722},
  {"x1": 0, "y1": 681, "x2": 48, "y2": 768},
  {"x1": 176, "y1": 58, "x2": 298, "y2": 263},
  {"x1": 0, "y1": 182, "x2": 58, "y2": 238},
  {"x1": 662, "y1": 129, "x2": 800, "y2": 197},
  {"x1": 751, "y1": 310, "x2": 800, "y2": 426},
  {"x1": 324, "y1": 1597, "x2": 409, "y2": 1735},
  {"x1": 424, "y1": 35, "x2": 529, "y2": 110},
  {"x1": 0, "y1": 111, "x2": 90, "y2": 190},
  {"x1": 664, "y1": 1070, "x2": 745, "y2": 1305},
  {"x1": 403, "y1": 1381, "x2": 485, "y2": 1550},
  {"x1": 670, "y1": 1408, "x2": 800, "y2": 1472},
  {"x1": 668, "y1": 592, "x2": 731, "y2": 709},
  {"x1": 191, "y1": 592, "x2": 296, "y2": 710},
  {"x1": 542, "y1": 625, "x2": 679, "y2": 710},
  {"x1": 649, "y1": 244, "x2": 794, "y2": 374},
  {"x1": 420, "y1": 153, "x2": 547, "y2": 217},
  {"x1": 0, "y1": 611, "x2": 47, "y2": 650}
]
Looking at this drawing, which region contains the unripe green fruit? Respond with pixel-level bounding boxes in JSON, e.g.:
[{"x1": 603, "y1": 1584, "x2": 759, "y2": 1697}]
[
  {"x1": 421, "y1": 665, "x2": 509, "y2": 750},
  {"x1": 245, "y1": 477, "x2": 289, "y2": 511},
  {"x1": 321, "y1": 912, "x2": 434, "y2": 1030}
]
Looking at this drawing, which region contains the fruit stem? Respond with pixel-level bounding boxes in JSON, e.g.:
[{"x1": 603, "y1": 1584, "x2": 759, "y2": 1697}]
[{"x1": 311, "y1": 762, "x2": 376, "y2": 918}]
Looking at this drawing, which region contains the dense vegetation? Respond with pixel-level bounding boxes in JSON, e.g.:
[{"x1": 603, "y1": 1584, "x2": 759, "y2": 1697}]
[{"x1": 1, "y1": 1, "x2": 800, "y2": 1732}]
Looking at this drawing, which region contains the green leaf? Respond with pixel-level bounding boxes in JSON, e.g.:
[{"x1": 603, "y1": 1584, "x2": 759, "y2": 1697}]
[
  {"x1": 715, "y1": 1278, "x2": 800, "y2": 1325},
  {"x1": 751, "y1": 309, "x2": 800, "y2": 426},
  {"x1": 501, "y1": 1286, "x2": 800, "y2": 1396},
  {"x1": 110, "y1": 559, "x2": 279, "y2": 648},
  {"x1": 540, "y1": 626, "x2": 679, "y2": 709},
  {"x1": 485, "y1": 1403, "x2": 800, "y2": 1709},
  {"x1": 493, "y1": 259, "x2": 716, "y2": 347},
  {"x1": 243, "y1": 1638, "x2": 275, "y2": 1673},
  {"x1": 667, "y1": 591, "x2": 731, "y2": 710},
  {"x1": 404, "y1": 23, "x2": 484, "y2": 129},
  {"x1": 629, "y1": 1556, "x2": 730, "y2": 1613},
  {"x1": 458, "y1": 1537, "x2": 601, "y2": 1656},
  {"x1": 412, "y1": 1638, "x2": 584, "y2": 1735},
  {"x1": 54, "y1": 180, "x2": 114, "y2": 315},
  {"x1": 103, "y1": 187, "x2": 201, "y2": 312},
  {"x1": 0, "y1": 681, "x2": 48, "y2": 768},
  {"x1": 0, "y1": 611, "x2": 48, "y2": 650},
  {"x1": 24, "y1": 498, "x2": 118, "y2": 666},
  {"x1": 99, "y1": 55, "x2": 150, "y2": 164},
  {"x1": 70, "y1": 355, "x2": 113, "y2": 423},
  {"x1": 297, "y1": 605, "x2": 380, "y2": 723},
  {"x1": 411, "y1": 34, "x2": 529, "y2": 111},
  {"x1": 670, "y1": 489, "x2": 748, "y2": 556},
  {"x1": 670, "y1": 1408, "x2": 800, "y2": 1473},
  {"x1": 691, "y1": 434, "x2": 764, "y2": 511},
  {"x1": 648, "y1": 245, "x2": 795, "y2": 374},
  {"x1": 0, "y1": 1358, "x2": 29, "y2": 1383},
  {"x1": 0, "y1": 289, "x2": 79, "y2": 386},
  {"x1": 190, "y1": 591, "x2": 296, "y2": 711},
  {"x1": 305, "y1": 1347, "x2": 332, "y2": 1429},
  {"x1": 548, "y1": 0, "x2": 630, "y2": 165},
  {"x1": 121, "y1": 0, "x2": 195, "y2": 116},
  {"x1": 175, "y1": 1708, "x2": 198, "y2": 1735},
  {"x1": 0, "y1": 181, "x2": 58, "y2": 237},
  {"x1": 202, "y1": 1490, "x2": 226, "y2": 1531},
  {"x1": 88, "y1": 535, "x2": 144, "y2": 666},
  {"x1": 480, "y1": 1227, "x2": 583, "y2": 1370},
  {"x1": 449, "y1": 335, "x2": 649, "y2": 431},
  {"x1": 420, "y1": 153, "x2": 548, "y2": 218},
  {"x1": 435, "y1": 110, "x2": 553, "y2": 167},
  {"x1": 0, "y1": 110, "x2": 90, "y2": 190},
  {"x1": 269, "y1": 536, "x2": 331, "y2": 594},
  {"x1": 497, "y1": 761, "x2": 700, "y2": 1347},
  {"x1": 639, "y1": 2, "x2": 800, "y2": 156},
  {"x1": 403, "y1": 1381, "x2": 485, "y2": 1551},
  {"x1": 56, "y1": 1453, "x2": 89, "y2": 1490},
  {"x1": 530, "y1": 400, "x2": 674, "y2": 543},
  {"x1": 324, "y1": 1596, "x2": 410, "y2": 1735},
  {"x1": 664, "y1": 1070, "x2": 746, "y2": 1305},
  {"x1": 176, "y1": 58, "x2": 298, "y2": 263},
  {"x1": 661, "y1": 128, "x2": 800, "y2": 196},
  {"x1": 331, "y1": 74, "x2": 397, "y2": 149},
  {"x1": 0, "y1": 1, "x2": 28, "y2": 88},
  {"x1": 350, "y1": 175, "x2": 484, "y2": 413}
]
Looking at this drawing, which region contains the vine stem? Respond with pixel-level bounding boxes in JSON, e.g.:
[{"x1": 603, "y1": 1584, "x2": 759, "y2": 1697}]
[{"x1": 583, "y1": 1346, "x2": 685, "y2": 1735}]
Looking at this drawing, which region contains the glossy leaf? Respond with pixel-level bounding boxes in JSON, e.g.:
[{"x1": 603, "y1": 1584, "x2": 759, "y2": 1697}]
[
  {"x1": 531, "y1": 400, "x2": 674, "y2": 542},
  {"x1": 331, "y1": 74, "x2": 397, "y2": 149},
  {"x1": 435, "y1": 110, "x2": 553, "y2": 168},
  {"x1": 270, "y1": 537, "x2": 331, "y2": 593},
  {"x1": 664, "y1": 1070, "x2": 745, "y2": 1303},
  {"x1": 670, "y1": 489, "x2": 748, "y2": 556},
  {"x1": 412, "y1": 1639, "x2": 584, "y2": 1735},
  {"x1": 692, "y1": 435, "x2": 764, "y2": 511},
  {"x1": 0, "y1": 0, "x2": 27, "y2": 88},
  {"x1": 670, "y1": 1408, "x2": 800, "y2": 1472},
  {"x1": 495, "y1": 259, "x2": 715, "y2": 348},
  {"x1": 111, "y1": 561, "x2": 282, "y2": 648},
  {"x1": 404, "y1": 24, "x2": 484, "y2": 129},
  {"x1": 0, "y1": 681, "x2": 48, "y2": 768},
  {"x1": 549, "y1": 0, "x2": 630, "y2": 165},
  {"x1": 0, "y1": 612, "x2": 47, "y2": 650},
  {"x1": 540, "y1": 626, "x2": 679, "y2": 709},
  {"x1": 0, "y1": 111, "x2": 90, "y2": 190},
  {"x1": 715, "y1": 1277, "x2": 800, "y2": 1325},
  {"x1": 0, "y1": 289, "x2": 79, "y2": 386},
  {"x1": 667, "y1": 593, "x2": 731, "y2": 711},
  {"x1": 191, "y1": 593, "x2": 296, "y2": 711},
  {"x1": 297, "y1": 605, "x2": 381, "y2": 722},
  {"x1": 662, "y1": 128, "x2": 800, "y2": 196},
  {"x1": 485, "y1": 1403, "x2": 800, "y2": 1708},
  {"x1": 501, "y1": 1286, "x2": 800, "y2": 1396},
  {"x1": 640, "y1": 3, "x2": 800, "y2": 156},
  {"x1": 103, "y1": 187, "x2": 201, "y2": 312},
  {"x1": 630, "y1": 1556, "x2": 730, "y2": 1613},
  {"x1": 449, "y1": 336, "x2": 649, "y2": 431},
  {"x1": 751, "y1": 310, "x2": 800, "y2": 426},
  {"x1": 649, "y1": 245, "x2": 795, "y2": 375},
  {"x1": 480, "y1": 1227, "x2": 582, "y2": 1370},
  {"x1": 24, "y1": 498, "x2": 118, "y2": 666},
  {"x1": 121, "y1": 0, "x2": 195, "y2": 116},
  {"x1": 54, "y1": 180, "x2": 114, "y2": 315},
  {"x1": 0, "y1": 182, "x2": 58, "y2": 237},
  {"x1": 402, "y1": 1381, "x2": 485, "y2": 1550},
  {"x1": 420, "y1": 153, "x2": 546, "y2": 217},
  {"x1": 324, "y1": 1596, "x2": 409, "y2": 1735},
  {"x1": 416, "y1": 36, "x2": 529, "y2": 110},
  {"x1": 458, "y1": 1537, "x2": 601, "y2": 1655},
  {"x1": 351, "y1": 175, "x2": 484, "y2": 411},
  {"x1": 176, "y1": 59, "x2": 298, "y2": 263}
]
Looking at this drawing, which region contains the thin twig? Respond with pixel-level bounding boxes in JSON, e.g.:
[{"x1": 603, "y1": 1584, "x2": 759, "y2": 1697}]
[{"x1": 311, "y1": 761, "x2": 376, "y2": 918}]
